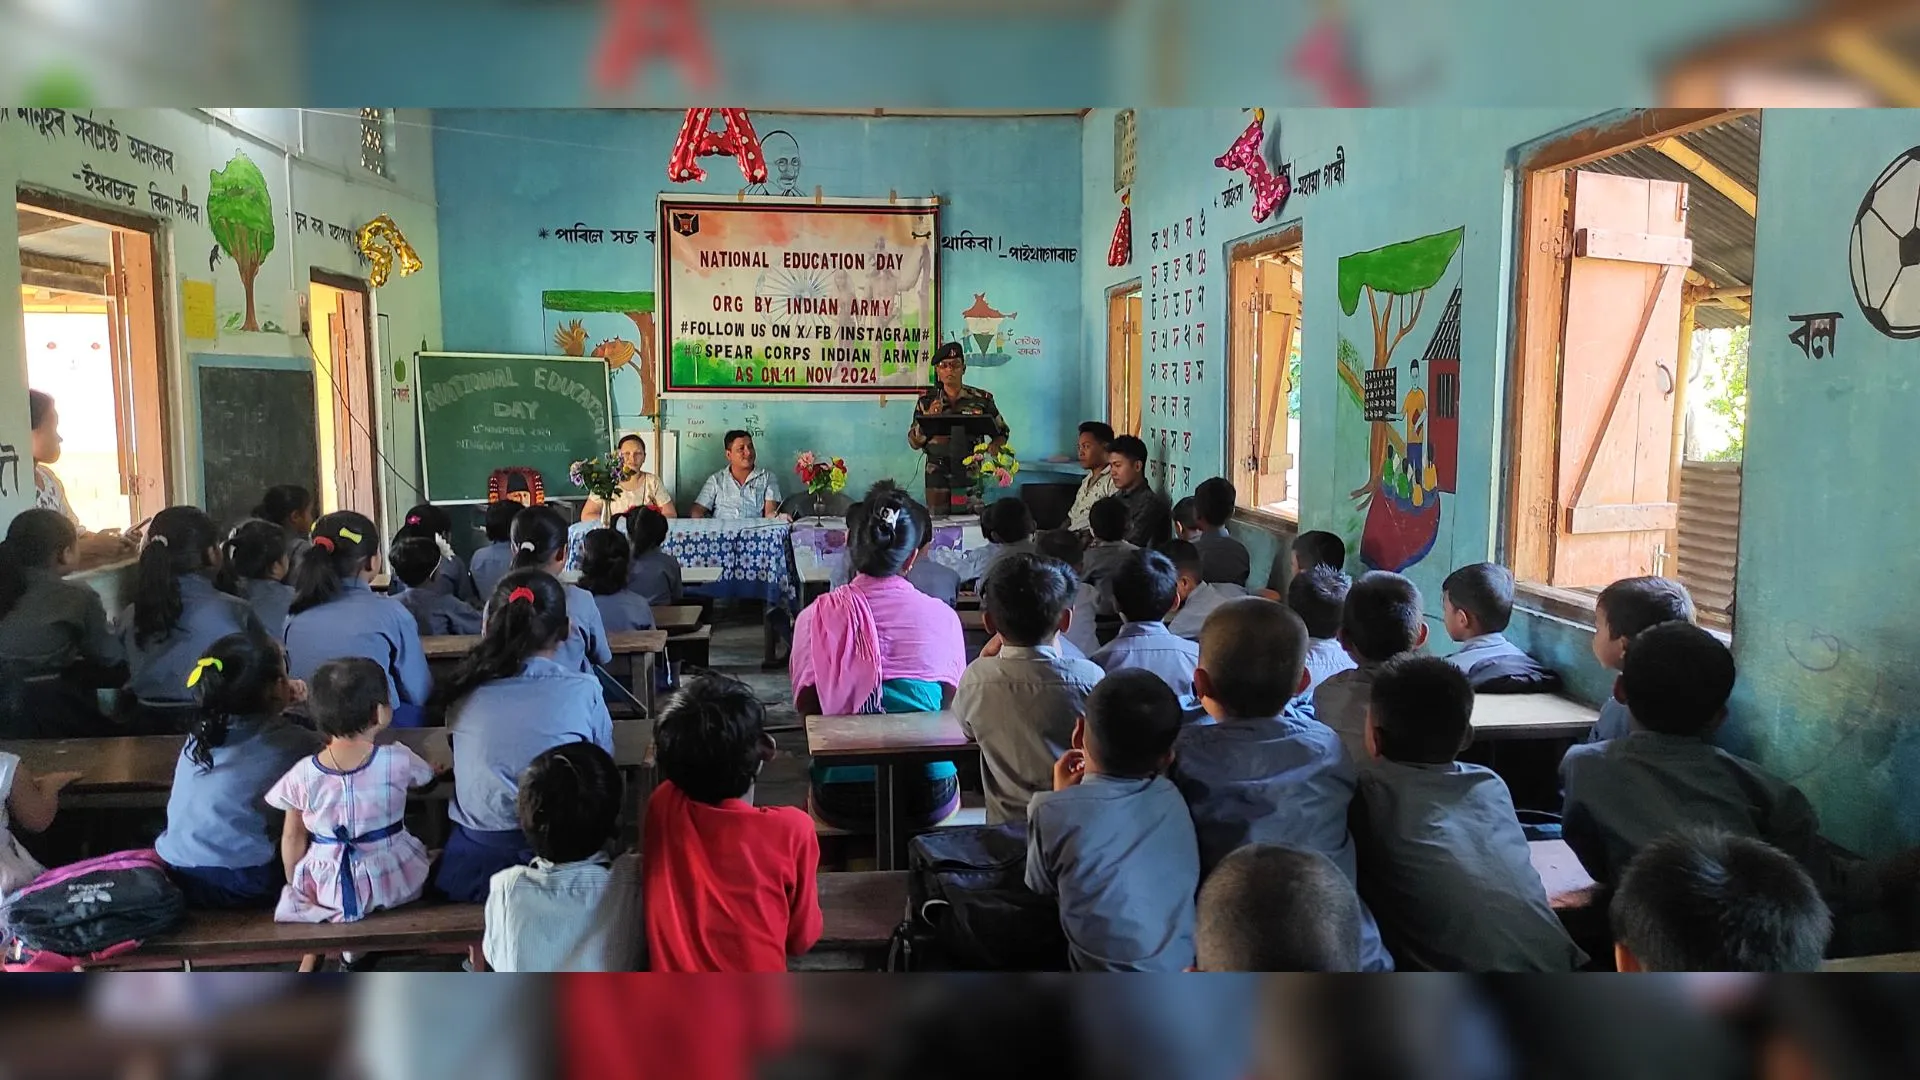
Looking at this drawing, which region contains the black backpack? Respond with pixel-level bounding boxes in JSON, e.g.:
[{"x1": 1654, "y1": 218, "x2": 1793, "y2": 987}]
[
  {"x1": 2, "y1": 849, "x2": 184, "y2": 970},
  {"x1": 889, "y1": 823, "x2": 1068, "y2": 972}
]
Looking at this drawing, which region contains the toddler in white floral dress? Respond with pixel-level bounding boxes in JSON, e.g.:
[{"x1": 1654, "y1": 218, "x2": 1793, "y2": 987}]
[{"x1": 269, "y1": 657, "x2": 439, "y2": 922}]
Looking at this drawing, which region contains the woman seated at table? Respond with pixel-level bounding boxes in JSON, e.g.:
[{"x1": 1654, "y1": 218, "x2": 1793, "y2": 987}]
[
  {"x1": 790, "y1": 486, "x2": 966, "y2": 832},
  {"x1": 580, "y1": 433, "x2": 677, "y2": 523}
]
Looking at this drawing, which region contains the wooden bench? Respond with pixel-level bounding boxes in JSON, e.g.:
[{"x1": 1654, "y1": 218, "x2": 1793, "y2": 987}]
[
  {"x1": 655, "y1": 604, "x2": 712, "y2": 670},
  {"x1": 423, "y1": 629, "x2": 669, "y2": 716},
  {"x1": 79, "y1": 870, "x2": 905, "y2": 972},
  {"x1": 1, "y1": 725, "x2": 653, "y2": 811}
]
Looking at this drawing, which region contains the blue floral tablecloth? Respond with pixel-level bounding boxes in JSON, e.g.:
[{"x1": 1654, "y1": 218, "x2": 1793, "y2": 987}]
[{"x1": 569, "y1": 519, "x2": 797, "y2": 609}]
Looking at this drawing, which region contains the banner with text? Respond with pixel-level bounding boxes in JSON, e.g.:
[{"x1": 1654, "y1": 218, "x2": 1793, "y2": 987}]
[{"x1": 659, "y1": 195, "x2": 939, "y2": 396}]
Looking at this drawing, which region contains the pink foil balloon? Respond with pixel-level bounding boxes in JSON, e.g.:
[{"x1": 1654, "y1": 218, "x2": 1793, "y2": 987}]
[{"x1": 1214, "y1": 111, "x2": 1291, "y2": 222}]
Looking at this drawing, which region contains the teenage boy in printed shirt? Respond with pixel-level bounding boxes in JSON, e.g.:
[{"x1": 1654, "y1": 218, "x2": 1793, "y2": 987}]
[{"x1": 1065, "y1": 421, "x2": 1118, "y2": 533}]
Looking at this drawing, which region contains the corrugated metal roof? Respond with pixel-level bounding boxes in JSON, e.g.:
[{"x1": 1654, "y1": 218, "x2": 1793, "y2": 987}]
[{"x1": 1574, "y1": 115, "x2": 1759, "y2": 330}]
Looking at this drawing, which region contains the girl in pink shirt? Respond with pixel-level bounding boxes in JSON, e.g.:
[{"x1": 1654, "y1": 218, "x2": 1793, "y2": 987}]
[{"x1": 791, "y1": 489, "x2": 966, "y2": 831}]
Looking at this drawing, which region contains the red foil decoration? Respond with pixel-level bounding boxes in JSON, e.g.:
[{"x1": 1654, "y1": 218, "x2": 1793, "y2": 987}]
[
  {"x1": 1108, "y1": 191, "x2": 1132, "y2": 267},
  {"x1": 667, "y1": 108, "x2": 769, "y2": 185},
  {"x1": 595, "y1": 0, "x2": 714, "y2": 94},
  {"x1": 1213, "y1": 108, "x2": 1291, "y2": 222}
]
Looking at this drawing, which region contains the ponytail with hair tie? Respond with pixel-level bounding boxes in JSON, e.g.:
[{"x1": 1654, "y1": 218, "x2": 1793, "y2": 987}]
[
  {"x1": 430, "y1": 569, "x2": 573, "y2": 719},
  {"x1": 289, "y1": 511, "x2": 380, "y2": 616},
  {"x1": 506, "y1": 586, "x2": 536, "y2": 605},
  {"x1": 312, "y1": 535, "x2": 336, "y2": 552}
]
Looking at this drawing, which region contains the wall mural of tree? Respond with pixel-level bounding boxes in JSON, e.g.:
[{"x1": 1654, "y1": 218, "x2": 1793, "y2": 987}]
[{"x1": 208, "y1": 152, "x2": 277, "y2": 333}]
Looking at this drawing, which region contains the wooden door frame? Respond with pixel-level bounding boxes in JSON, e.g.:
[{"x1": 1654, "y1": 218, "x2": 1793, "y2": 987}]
[
  {"x1": 1105, "y1": 278, "x2": 1142, "y2": 434},
  {"x1": 309, "y1": 269, "x2": 381, "y2": 529},
  {"x1": 16, "y1": 187, "x2": 175, "y2": 523},
  {"x1": 1503, "y1": 108, "x2": 1750, "y2": 599}
]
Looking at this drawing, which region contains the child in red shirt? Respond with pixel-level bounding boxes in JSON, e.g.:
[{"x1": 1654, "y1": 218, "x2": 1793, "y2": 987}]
[{"x1": 643, "y1": 674, "x2": 822, "y2": 971}]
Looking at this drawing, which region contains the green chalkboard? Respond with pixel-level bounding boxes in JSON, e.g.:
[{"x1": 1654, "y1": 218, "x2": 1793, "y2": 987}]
[{"x1": 415, "y1": 352, "x2": 613, "y2": 503}]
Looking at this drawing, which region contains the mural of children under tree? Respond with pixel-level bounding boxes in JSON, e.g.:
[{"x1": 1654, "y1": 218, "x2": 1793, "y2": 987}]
[
  {"x1": 1335, "y1": 227, "x2": 1463, "y2": 573},
  {"x1": 544, "y1": 290, "x2": 658, "y2": 416}
]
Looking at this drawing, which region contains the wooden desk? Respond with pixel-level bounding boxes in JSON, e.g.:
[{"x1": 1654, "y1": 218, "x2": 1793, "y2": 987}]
[
  {"x1": 1528, "y1": 838, "x2": 1599, "y2": 908},
  {"x1": 655, "y1": 605, "x2": 702, "y2": 632},
  {"x1": 1, "y1": 725, "x2": 651, "y2": 810},
  {"x1": 422, "y1": 629, "x2": 669, "y2": 715},
  {"x1": 1471, "y1": 693, "x2": 1599, "y2": 741},
  {"x1": 1823, "y1": 951, "x2": 1920, "y2": 972},
  {"x1": 958, "y1": 609, "x2": 986, "y2": 631},
  {"x1": 807, "y1": 711, "x2": 976, "y2": 870}
]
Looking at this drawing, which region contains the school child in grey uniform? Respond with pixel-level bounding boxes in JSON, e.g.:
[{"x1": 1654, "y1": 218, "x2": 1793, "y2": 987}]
[
  {"x1": 1312, "y1": 570, "x2": 1427, "y2": 763},
  {"x1": 1583, "y1": 576, "x2": 1695, "y2": 742},
  {"x1": 621, "y1": 507, "x2": 684, "y2": 608},
  {"x1": 1611, "y1": 828, "x2": 1831, "y2": 972},
  {"x1": 1286, "y1": 566, "x2": 1355, "y2": 696},
  {"x1": 1352, "y1": 655, "x2": 1586, "y2": 971},
  {"x1": 225, "y1": 519, "x2": 296, "y2": 635},
  {"x1": 1194, "y1": 844, "x2": 1365, "y2": 971},
  {"x1": 1081, "y1": 497, "x2": 1139, "y2": 615},
  {"x1": 1167, "y1": 597, "x2": 1394, "y2": 971},
  {"x1": 121, "y1": 507, "x2": 263, "y2": 731},
  {"x1": 577, "y1": 529, "x2": 655, "y2": 633},
  {"x1": 1439, "y1": 563, "x2": 1560, "y2": 693},
  {"x1": 486, "y1": 507, "x2": 611, "y2": 676},
  {"x1": 0, "y1": 509, "x2": 125, "y2": 737},
  {"x1": 390, "y1": 536, "x2": 483, "y2": 637},
  {"x1": 1089, "y1": 549, "x2": 1202, "y2": 721},
  {"x1": 1559, "y1": 621, "x2": 1870, "y2": 895},
  {"x1": 469, "y1": 500, "x2": 524, "y2": 604},
  {"x1": 155, "y1": 628, "x2": 322, "y2": 909},
  {"x1": 1190, "y1": 478, "x2": 1251, "y2": 587},
  {"x1": 282, "y1": 511, "x2": 432, "y2": 727},
  {"x1": 1035, "y1": 529, "x2": 1100, "y2": 658},
  {"x1": 955, "y1": 553, "x2": 1104, "y2": 825},
  {"x1": 1026, "y1": 669, "x2": 1199, "y2": 972}
]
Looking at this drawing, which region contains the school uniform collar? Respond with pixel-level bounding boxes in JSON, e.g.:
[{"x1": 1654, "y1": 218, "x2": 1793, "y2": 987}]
[
  {"x1": 516, "y1": 655, "x2": 583, "y2": 680},
  {"x1": 1205, "y1": 525, "x2": 1230, "y2": 538},
  {"x1": 1112, "y1": 620, "x2": 1175, "y2": 641},
  {"x1": 1078, "y1": 772, "x2": 1157, "y2": 793},
  {"x1": 340, "y1": 577, "x2": 374, "y2": 595},
  {"x1": 178, "y1": 571, "x2": 222, "y2": 597},
  {"x1": 998, "y1": 641, "x2": 1064, "y2": 661},
  {"x1": 1456, "y1": 632, "x2": 1508, "y2": 651}
]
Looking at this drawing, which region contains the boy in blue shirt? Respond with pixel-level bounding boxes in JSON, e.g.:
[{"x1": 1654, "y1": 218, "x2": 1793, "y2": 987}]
[
  {"x1": 1610, "y1": 828, "x2": 1830, "y2": 972},
  {"x1": 1081, "y1": 497, "x2": 1139, "y2": 614},
  {"x1": 1440, "y1": 562, "x2": 1560, "y2": 693},
  {"x1": 1286, "y1": 565, "x2": 1355, "y2": 696},
  {"x1": 1168, "y1": 597, "x2": 1393, "y2": 970},
  {"x1": 1193, "y1": 844, "x2": 1363, "y2": 971},
  {"x1": 1584, "y1": 576, "x2": 1694, "y2": 742},
  {"x1": 1089, "y1": 549, "x2": 1201, "y2": 720},
  {"x1": 1026, "y1": 669, "x2": 1199, "y2": 972},
  {"x1": 1313, "y1": 570, "x2": 1425, "y2": 762}
]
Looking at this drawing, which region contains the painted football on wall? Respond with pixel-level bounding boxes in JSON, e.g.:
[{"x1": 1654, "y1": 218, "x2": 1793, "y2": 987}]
[{"x1": 1851, "y1": 145, "x2": 1920, "y2": 340}]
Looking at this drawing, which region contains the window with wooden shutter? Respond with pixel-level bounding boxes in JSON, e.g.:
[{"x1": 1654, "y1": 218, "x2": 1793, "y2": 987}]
[
  {"x1": 1548, "y1": 171, "x2": 1692, "y2": 585},
  {"x1": 1229, "y1": 232, "x2": 1302, "y2": 517}
]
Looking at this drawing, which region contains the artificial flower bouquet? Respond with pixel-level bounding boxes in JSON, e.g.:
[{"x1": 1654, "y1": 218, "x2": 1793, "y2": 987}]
[
  {"x1": 964, "y1": 438, "x2": 1020, "y2": 489},
  {"x1": 794, "y1": 450, "x2": 849, "y2": 495},
  {"x1": 569, "y1": 453, "x2": 632, "y2": 503}
]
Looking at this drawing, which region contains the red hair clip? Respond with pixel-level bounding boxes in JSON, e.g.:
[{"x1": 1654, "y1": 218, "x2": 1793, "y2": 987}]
[
  {"x1": 506, "y1": 586, "x2": 536, "y2": 605},
  {"x1": 311, "y1": 535, "x2": 336, "y2": 552},
  {"x1": 406, "y1": 514, "x2": 422, "y2": 525}
]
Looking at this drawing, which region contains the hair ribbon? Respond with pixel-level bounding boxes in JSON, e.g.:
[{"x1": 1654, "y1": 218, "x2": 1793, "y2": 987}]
[
  {"x1": 337, "y1": 527, "x2": 364, "y2": 544},
  {"x1": 186, "y1": 656, "x2": 224, "y2": 688},
  {"x1": 312, "y1": 535, "x2": 336, "y2": 552},
  {"x1": 506, "y1": 586, "x2": 536, "y2": 605}
]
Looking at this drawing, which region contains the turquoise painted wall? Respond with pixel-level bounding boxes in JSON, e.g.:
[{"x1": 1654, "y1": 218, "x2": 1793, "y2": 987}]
[
  {"x1": 1727, "y1": 110, "x2": 1920, "y2": 854},
  {"x1": 433, "y1": 110, "x2": 1085, "y2": 501},
  {"x1": 1085, "y1": 107, "x2": 1920, "y2": 856}
]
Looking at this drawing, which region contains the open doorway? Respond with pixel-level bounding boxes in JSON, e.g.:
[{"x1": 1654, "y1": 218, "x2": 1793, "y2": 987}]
[
  {"x1": 308, "y1": 272, "x2": 380, "y2": 526},
  {"x1": 1106, "y1": 282, "x2": 1142, "y2": 436},
  {"x1": 1508, "y1": 111, "x2": 1757, "y2": 629},
  {"x1": 1227, "y1": 227, "x2": 1302, "y2": 520},
  {"x1": 16, "y1": 195, "x2": 171, "y2": 532}
]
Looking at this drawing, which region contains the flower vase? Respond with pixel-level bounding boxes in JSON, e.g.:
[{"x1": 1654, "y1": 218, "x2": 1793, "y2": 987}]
[{"x1": 810, "y1": 492, "x2": 828, "y2": 520}]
